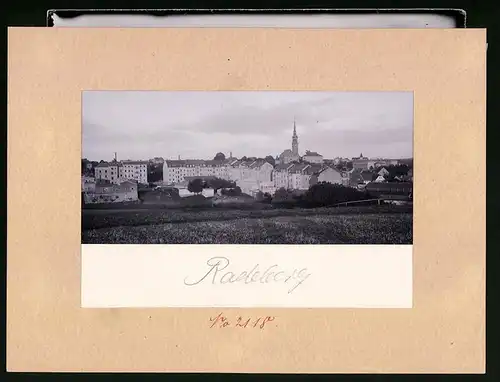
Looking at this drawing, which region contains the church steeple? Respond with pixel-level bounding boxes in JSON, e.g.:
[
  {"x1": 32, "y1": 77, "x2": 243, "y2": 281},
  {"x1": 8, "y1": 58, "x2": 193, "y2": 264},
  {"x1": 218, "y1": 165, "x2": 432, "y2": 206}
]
[{"x1": 292, "y1": 117, "x2": 299, "y2": 156}]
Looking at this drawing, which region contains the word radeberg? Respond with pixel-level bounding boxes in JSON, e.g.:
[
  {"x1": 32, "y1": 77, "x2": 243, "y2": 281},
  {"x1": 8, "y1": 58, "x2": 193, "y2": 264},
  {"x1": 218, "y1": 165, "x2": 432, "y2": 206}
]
[{"x1": 184, "y1": 256, "x2": 311, "y2": 294}]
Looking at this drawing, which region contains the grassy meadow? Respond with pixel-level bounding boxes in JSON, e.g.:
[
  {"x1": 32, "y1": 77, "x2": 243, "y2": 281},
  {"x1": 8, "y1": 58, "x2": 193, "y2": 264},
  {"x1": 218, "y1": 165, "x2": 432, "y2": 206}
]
[{"x1": 82, "y1": 205, "x2": 413, "y2": 244}]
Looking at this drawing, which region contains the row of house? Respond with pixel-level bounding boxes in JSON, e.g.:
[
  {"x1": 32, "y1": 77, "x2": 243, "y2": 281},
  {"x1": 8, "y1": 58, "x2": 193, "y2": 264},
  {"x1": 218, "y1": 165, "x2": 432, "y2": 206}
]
[
  {"x1": 82, "y1": 157, "x2": 148, "y2": 204},
  {"x1": 347, "y1": 167, "x2": 414, "y2": 190},
  {"x1": 163, "y1": 158, "x2": 347, "y2": 197},
  {"x1": 273, "y1": 163, "x2": 344, "y2": 190},
  {"x1": 163, "y1": 158, "x2": 275, "y2": 196},
  {"x1": 82, "y1": 178, "x2": 139, "y2": 204},
  {"x1": 351, "y1": 153, "x2": 400, "y2": 170}
]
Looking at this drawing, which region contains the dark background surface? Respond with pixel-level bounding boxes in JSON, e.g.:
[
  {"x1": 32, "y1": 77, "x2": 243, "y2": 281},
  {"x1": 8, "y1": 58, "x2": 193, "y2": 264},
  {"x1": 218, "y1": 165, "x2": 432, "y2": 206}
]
[{"x1": 5, "y1": 1, "x2": 498, "y2": 378}]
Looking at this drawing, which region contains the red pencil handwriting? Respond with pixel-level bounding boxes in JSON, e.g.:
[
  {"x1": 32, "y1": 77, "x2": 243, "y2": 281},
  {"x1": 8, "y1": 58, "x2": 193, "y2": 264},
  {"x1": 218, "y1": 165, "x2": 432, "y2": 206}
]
[{"x1": 209, "y1": 313, "x2": 276, "y2": 329}]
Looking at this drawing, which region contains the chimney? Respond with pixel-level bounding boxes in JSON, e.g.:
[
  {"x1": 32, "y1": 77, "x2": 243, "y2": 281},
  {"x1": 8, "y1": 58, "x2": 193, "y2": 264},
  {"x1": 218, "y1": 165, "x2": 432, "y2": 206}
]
[
  {"x1": 230, "y1": 151, "x2": 233, "y2": 158},
  {"x1": 178, "y1": 155, "x2": 181, "y2": 160},
  {"x1": 114, "y1": 152, "x2": 117, "y2": 162}
]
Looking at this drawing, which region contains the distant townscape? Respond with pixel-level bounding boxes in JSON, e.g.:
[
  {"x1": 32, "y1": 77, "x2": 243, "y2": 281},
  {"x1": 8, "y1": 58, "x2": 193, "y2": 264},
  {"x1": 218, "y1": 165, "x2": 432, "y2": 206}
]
[
  {"x1": 82, "y1": 119, "x2": 413, "y2": 205},
  {"x1": 81, "y1": 91, "x2": 413, "y2": 245}
]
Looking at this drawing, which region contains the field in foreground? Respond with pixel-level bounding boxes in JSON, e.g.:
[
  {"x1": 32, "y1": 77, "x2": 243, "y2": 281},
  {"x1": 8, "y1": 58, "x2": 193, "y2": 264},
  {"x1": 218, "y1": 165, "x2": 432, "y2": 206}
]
[{"x1": 82, "y1": 206, "x2": 412, "y2": 244}]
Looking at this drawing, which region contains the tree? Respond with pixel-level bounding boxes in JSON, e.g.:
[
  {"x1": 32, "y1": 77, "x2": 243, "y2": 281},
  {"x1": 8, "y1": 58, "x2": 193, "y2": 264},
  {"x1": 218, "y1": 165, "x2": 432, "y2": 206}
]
[
  {"x1": 255, "y1": 190, "x2": 273, "y2": 202},
  {"x1": 273, "y1": 187, "x2": 294, "y2": 201},
  {"x1": 81, "y1": 159, "x2": 87, "y2": 175},
  {"x1": 309, "y1": 174, "x2": 319, "y2": 187},
  {"x1": 382, "y1": 164, "x2": 410, "y2": 182},
  {"x1": 221, "y1": 186, "x2": 242, "y2": 196},
  {"x1": 241, "y1": 156, "x2": 248, "y2": 161},
  {"x1": 148, "y1": 163, "x2": 163, "y2": 183},
  {"x1": 272, "y1": 187, "x2": 298, "y2": 208},
  {"x1": 214, "y1": 152, "x2": 226, "y2": 161},
  {"x1": 263, "y1": 192, "x2": 272, "y2": 203},
  {"x1": 265, "y1": 155, "x2": 276, "y2": 166},
  {"x1": 303, "y1": 182, "x2": 365, "y2": 207},
  {"x1": 206, "y1": 177, "x2": 236, "y2": 193},
  {"x1": 188, "y1": 178, "x2": 204, "y2": 194}
]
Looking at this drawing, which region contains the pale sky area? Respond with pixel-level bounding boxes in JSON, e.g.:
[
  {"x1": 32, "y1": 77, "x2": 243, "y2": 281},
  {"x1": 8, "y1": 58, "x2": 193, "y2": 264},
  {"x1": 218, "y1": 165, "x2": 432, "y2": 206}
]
[{"x1": 82, "y1": 91, "x2": 413, "y2": 162}]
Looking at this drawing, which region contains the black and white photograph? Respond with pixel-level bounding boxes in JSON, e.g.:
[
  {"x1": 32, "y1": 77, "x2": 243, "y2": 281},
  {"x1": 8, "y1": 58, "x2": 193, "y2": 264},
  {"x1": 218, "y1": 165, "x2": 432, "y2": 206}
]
[{"x1": 81, "y1": 91, "x2": 413, "y2": 244}]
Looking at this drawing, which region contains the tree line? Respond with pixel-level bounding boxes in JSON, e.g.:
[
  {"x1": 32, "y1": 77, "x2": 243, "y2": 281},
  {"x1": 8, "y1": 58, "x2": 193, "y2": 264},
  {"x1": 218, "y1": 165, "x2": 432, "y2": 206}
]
[{"x1": 259, "y1": 182, "x2": 369, "y2": 208}]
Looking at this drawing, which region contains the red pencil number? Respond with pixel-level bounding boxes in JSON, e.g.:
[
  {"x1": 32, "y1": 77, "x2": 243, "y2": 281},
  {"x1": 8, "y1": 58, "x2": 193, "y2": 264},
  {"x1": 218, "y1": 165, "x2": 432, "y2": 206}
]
[{"x1": 209, "y1": 314, "x2": 275, "y2": 329}]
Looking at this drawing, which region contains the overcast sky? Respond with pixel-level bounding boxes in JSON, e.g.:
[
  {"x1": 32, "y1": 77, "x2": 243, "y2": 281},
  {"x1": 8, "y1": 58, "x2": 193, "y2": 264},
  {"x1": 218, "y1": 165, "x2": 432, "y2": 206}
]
[{"x1": 82, "y1": 91, "x2": 413, "y2": 161}]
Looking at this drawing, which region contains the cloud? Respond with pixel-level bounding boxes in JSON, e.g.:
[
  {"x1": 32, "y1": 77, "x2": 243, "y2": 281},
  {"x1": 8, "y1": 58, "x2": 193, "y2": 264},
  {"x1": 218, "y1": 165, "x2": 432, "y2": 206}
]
[{"x1": 82, "y1": 91, "x2": 413, "y2": 161}]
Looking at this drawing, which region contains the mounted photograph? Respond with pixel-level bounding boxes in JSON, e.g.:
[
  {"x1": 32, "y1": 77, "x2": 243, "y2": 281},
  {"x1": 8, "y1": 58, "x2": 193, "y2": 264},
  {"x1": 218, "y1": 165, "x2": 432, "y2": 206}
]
[{"x1": 81, "y1": 91, "x2": 413, "y2": 244}]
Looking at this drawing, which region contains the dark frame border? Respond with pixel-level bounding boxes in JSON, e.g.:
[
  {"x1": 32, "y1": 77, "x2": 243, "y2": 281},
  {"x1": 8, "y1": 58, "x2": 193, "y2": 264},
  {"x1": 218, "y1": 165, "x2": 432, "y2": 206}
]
[{"x1": 4, "y1": 1, "x2": 498, "y2": 379}]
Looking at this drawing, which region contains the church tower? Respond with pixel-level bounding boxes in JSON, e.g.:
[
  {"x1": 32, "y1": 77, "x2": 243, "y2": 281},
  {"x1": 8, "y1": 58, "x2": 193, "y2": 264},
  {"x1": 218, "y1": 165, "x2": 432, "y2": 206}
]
[{"x1": 292, "y1": 117, "x2": 299, "y2": 156}]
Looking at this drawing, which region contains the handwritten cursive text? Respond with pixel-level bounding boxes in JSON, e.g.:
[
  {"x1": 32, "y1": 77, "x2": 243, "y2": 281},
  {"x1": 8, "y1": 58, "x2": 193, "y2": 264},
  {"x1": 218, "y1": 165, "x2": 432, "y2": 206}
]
[
  {"x1": 209, "y1": 312, "x2": 276, "y2": 329},
  {"x1": 184, "y1": 256, "x2": 311, "y2": 294}
]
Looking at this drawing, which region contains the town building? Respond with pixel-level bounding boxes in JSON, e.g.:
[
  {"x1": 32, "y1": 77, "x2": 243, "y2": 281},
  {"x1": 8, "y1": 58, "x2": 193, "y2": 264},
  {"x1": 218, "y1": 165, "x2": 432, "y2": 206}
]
[
  {"x1": 306, "y1": 165, "x2": 343, "y2": 188},
  {"x1": 94, "y1": 161, "x2": 123, "y2": 184},
  {"x1": 351, "y1": 153, "x2": 400, "y2": 170},
  {"x1": 302, "y1": 150, "x2": 324, "y2": 164},
  {"x1": 316, "y1": 166, "x2": 343, "y2": 184},
  {"x1": 81, "y1": 175, "x2": 96, "y2": 192},
  {"x1": 163, "y1": 159, "x2": 233, "y2": 185},
  {"x1": 84, "y1": 179, "x2": 138, "y2": 204},
  {"x1": 93, "y1": 154, "x2": 149, "y2": 185},
  {"x1": 258, "y1": 181, "x2": 276, "y2": 195},
  {"x1": 121, "y1": 160, "x2": 149, "y2": 184},
  {"x1": 273, "y1": 163, "x2": 294, "y2": 189},
  {"x1": 348, "y1": 168, "x2": 374, "y2": 189},
  {"x1": 378, "y1": 167, "x2": 390, "y2": 177},
  {"x1": 287, "y1": 163, "x2": 311, "y2": 190},
  {"x1": 273, "y1": 163, "x2": 342, "y2": 191},
  {"x1": 229, "y1": 159, "x2": 274, "y2": 196}
]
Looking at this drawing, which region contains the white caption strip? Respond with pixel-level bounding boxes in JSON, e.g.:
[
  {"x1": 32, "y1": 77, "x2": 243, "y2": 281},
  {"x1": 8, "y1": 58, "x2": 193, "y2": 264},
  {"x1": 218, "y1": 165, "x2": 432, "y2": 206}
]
[{"x1": 82, "y1": 244, "x2": 412, "y2": 308}]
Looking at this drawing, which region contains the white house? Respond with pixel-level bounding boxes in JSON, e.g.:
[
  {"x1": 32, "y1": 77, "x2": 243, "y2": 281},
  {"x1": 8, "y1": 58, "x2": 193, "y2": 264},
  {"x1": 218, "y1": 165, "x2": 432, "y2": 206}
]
[
  {"x1": 288, "y1": 163, "x2": 313, "y2": 190},
  {"x1": 121, "y1": 160, "x2": 149, "y2": 184},
  {"x1": 163, "y1": 159, "x2": 232, "y2": 185},
  {"x1": 378, "y1": 167, "x2": 390, "y2": 177},
  {"x1": 94, "y1": 160, "x2": 148, "y2": 185},
  {"x1": 272, "y1": 163, "x2": 340, "y2": 191},
  {"x1": 177, "y1": 187, "x2": 215, "y2": 198},
  {"x1": 94, "y1": 161, "x2": 122, "y2": 184},
  {"x1": 258, "y1": 181, "x2": 276, "y2": 195},
  {"x1": 317, "y1": 166, "x2": 343, "y2": 184},
  {"x1": 273, "y1": 163, "x2": 294, "y2": 189},
  {"x1": 230, "y1": 160, "x2": 274, "y2": 195},
  {"x1": 302, "y1": 150, "x2": 324, "y2": 164}
]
